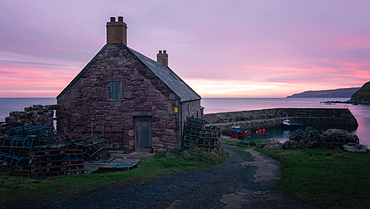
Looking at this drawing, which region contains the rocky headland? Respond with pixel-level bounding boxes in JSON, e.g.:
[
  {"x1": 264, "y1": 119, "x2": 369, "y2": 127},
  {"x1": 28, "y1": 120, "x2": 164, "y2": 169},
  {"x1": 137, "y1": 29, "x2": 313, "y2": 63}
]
[
  {"x1": 286, "y1": 87, "x2": 360, "y2": 98},
  {"x1": 348, "y1": 81, "x2": 370, "y2": 104}
]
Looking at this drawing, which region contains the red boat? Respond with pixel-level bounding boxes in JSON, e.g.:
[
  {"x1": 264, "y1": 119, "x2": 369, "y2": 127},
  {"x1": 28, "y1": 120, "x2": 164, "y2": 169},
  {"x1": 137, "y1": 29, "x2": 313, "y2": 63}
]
[
  {"x1": 256, "y1": 129, "x2": 266, "y2": 134},
  {"x1": 230, "y1": 124, "x2": 251, "y2": 139}
]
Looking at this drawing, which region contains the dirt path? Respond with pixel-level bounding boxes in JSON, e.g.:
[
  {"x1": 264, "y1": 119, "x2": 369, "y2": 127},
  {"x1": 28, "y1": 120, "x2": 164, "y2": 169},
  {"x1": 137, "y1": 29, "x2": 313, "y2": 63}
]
[
  {"x1": 220, "y1": 148, "x2": 281, "y2": 208},
  {"x1": 220, "y1": 147, "x2": 317, "y2": 209},
  {"x1": 7, "y1": 146, "x2": 318, "y2": 209}
]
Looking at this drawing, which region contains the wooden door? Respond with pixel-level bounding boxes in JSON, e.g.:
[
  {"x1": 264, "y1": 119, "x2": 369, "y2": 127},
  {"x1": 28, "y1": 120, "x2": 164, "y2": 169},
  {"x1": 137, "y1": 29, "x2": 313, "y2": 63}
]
[{"x1": 134, "y1": 117, "x2": 152, "y2": 151}]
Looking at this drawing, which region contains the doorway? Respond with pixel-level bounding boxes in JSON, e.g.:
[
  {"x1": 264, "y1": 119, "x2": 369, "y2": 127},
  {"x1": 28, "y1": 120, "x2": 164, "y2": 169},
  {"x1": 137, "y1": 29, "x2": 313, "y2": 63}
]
[{"x1": 134, "y1": 117, "x2": 152, "y2": 151}]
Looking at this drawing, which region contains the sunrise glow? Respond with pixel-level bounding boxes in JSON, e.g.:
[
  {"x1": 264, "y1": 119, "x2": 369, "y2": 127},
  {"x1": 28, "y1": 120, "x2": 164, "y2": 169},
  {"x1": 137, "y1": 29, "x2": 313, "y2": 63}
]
[{"x1": 1, "y1": 1, "x2": 369, "y2": 98}]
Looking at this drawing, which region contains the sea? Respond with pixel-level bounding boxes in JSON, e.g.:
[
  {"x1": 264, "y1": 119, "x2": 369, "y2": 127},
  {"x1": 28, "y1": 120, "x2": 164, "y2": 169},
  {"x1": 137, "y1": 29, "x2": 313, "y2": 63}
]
[
  {"x1": 202, "y1": 98, "x2": 370, "y2": 147},
  {"x1": 0, "y1": 97, "x2": 369, "y2": 147}
]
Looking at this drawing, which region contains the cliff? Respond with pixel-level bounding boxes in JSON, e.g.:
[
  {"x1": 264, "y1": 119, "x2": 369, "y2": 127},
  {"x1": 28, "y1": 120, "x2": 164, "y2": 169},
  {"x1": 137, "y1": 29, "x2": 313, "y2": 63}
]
[
  {"x1": 286, "y1": 87, "x2": 360, "y2": 98},
  {"x1": 349, "y1": 81, "x2": 370, "y2": 104}
]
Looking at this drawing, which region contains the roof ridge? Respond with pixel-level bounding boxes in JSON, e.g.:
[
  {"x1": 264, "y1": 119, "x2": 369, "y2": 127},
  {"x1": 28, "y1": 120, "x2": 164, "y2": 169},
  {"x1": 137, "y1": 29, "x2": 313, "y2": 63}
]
[
  {"x1": 128, "y1": 47, "x2": 201, "y2": 102},
  {"x1": 57, "y1": 44, "x2": 201, "y2": 102}
]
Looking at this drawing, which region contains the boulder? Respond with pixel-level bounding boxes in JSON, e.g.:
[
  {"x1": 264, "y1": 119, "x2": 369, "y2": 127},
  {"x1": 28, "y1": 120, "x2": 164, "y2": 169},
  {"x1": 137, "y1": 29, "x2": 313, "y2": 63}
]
[
  {"x1": 342, "y1": 143, "x2": 368, "y2": 152},
  {"x1": 283, "y1": 127, "x2": 361, "y2": 150},
  {"x1": 321, "y1": 129, "x2": 359, "y2": 149}
]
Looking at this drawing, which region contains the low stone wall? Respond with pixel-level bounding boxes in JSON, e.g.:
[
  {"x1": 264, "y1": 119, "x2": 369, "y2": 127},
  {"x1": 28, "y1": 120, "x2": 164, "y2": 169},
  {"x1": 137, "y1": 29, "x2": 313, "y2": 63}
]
[
  {"x1": 0, "y1": 105, "x2": 58, "y2": 138},
  {"x1": 204, "y1": 108, "x2": 358, "y2": 135}
]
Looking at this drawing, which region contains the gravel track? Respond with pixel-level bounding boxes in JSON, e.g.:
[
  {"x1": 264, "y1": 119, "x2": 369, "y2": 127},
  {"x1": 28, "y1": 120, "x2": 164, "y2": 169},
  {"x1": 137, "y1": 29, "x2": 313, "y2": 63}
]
[{"x1": 5, "y1": 146, "x2": 318, "y2": 209}]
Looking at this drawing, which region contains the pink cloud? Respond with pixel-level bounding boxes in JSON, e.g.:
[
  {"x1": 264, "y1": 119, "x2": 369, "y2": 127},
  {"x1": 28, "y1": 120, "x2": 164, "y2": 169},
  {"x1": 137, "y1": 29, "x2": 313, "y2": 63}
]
[
  {"x1": 0, "y1": 66, "x2": 75, "y2": 97},
  {"x1": 0, "y1": 0, "x2": 369, "y2": 98}
]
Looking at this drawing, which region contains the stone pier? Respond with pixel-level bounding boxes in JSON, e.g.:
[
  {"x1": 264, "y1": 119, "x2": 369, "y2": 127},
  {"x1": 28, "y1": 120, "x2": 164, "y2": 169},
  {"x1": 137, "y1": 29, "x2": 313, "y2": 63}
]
[{"x1": 203, "y1": 108, "x2": 358, "y2": 135}]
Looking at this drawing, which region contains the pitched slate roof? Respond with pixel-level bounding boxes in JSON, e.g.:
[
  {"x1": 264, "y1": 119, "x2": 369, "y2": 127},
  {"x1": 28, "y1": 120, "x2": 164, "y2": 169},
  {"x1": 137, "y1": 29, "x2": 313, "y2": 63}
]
[
  {"x1": 128, "y1": 47, "x2": 201, "y2": 102},
  {"x1": 57, "y1": 44, "x2": 201, "y2": 102}
]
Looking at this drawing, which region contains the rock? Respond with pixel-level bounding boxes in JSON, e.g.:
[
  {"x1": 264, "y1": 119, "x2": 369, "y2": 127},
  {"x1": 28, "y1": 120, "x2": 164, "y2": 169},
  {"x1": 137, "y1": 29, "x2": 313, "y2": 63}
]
[
  {"x1": 283, "y1": 127, "x2": 360, "y2": 149},
  {"x1": 9, "y1": 111, "x2": 21, "y2": 116},
  {"x1": 260, "y1": 143, "x2": 281, "y2": 150},
  {"x1": 342, "y1": 143, "x2": 367, "y2": 152},
  {"x1": 239, "y1": 141, "x2": 256, "y2": 146},
  {"x1": 349, "y1": 81, "x2": 370, "y2": 104},
  {"x1": 157, "y1": 148, "x2": 167, "y2": 153},
  {"x1": 167, "y1": 146, "x2": 175, "y2": 150},
  {"x1": 321, "y1": 129, "x2": 359, "y2": 148},
  {"x1": 181, "y1": 150, "x2": 194, "y2": 159},
  {"x1": 157, "y1": 144, "x2": 165, "y2": 148},
  {"x1": 5, "y1": 117, "x2": 16, "y2": 124},
  {"x1": 282, "y1": 140, "x2": 303, "y2": 149},
  {"x1": 3, "y1": 105, "x2": 54, "y2": 127}
]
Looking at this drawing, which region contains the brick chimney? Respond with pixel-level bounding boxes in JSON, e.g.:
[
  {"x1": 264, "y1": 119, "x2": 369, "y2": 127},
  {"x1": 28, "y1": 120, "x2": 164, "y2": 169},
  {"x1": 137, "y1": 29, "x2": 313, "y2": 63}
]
[
  {"x1": 157, "y1": 50, "x2": 168, "y2": 66},
  {"x1": 106, "y1": 16, "x2": 127, "y2": 45}
]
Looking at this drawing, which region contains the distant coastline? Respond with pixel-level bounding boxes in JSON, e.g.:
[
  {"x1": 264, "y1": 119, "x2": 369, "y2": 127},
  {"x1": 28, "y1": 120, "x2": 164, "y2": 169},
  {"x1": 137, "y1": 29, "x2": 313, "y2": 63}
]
[{"x1": 286, "y1": 87, "x2": 360, "y2": 98}]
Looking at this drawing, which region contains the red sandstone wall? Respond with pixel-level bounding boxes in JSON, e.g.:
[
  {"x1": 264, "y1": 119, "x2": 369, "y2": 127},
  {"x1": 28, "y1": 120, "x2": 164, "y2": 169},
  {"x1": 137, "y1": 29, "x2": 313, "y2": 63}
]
[{"x1": 57, "y1": 44, "x2": 186, "y2": 151}]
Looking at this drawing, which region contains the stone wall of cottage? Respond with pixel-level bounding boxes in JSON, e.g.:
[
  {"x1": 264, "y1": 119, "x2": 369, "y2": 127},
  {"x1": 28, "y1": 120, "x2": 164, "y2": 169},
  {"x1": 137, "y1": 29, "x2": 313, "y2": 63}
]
[
  {"x1": 57, "y1": 44, "x2": 181, "y2": 151},
  {"x1": 179, "y1": 99, "x2": 202, "y2": 132},
  {"x1": 181, "y1": 100, "x2": 202, "y2": 119}
]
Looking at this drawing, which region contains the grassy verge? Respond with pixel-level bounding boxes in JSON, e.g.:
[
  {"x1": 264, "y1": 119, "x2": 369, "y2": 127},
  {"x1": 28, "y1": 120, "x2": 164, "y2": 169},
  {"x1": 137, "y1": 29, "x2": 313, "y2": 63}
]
[
  {"x1": 222, "y1": 139, "x2": 268, "y2": 148},
  {"x1": 222, "y1": 138, "x2": 370, "y2": 208},
  {"x1": 0, "y1": 149, "x2": 229, "y2": 204},
  {"x1": 257, "y1": 146, "x2": 370, "y2": 208}
]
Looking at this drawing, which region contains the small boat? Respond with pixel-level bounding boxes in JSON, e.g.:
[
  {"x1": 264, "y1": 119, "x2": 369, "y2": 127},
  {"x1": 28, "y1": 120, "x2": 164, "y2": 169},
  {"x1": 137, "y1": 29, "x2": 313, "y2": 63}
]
[
  {"x1": 256, "y1": 129, "x2": 266, "y2": 134},
  {"x1": 281, "y1": 119, "x2": 303, "y2": 129},
  {"x1": 230, "y1": 124, "x2": 251, "y2": 139}
]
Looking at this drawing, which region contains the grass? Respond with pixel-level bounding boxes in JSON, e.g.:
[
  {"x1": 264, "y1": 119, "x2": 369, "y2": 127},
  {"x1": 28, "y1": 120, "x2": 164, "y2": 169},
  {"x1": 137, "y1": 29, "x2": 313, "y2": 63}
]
[
  {"x1": 222, "y1": 137, "x2": 370, "y2": 208},
  {"x1": 0, "y1": 149, "x2": 229, "y2": 204},
  {"x1": 222, "y1": 139, "x2": 268, "y2": 148},
  {"x1": 231, "y1": 149, "x2": 254, "y2": 161},
  {"x1": 256, "y1": 146, "x2": 370, "y2": 209},
  {"x1": 4, "y1": 138, "x2": 369, "y2": 208},
  {"x1": 222, "y1": 139, "x2": 269, "y2": 161}
]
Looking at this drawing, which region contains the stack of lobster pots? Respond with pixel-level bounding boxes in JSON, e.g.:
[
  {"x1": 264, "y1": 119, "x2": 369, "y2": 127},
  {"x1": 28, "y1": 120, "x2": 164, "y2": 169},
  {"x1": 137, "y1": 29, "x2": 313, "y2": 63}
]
[
  {"x1": 183, "y1": 117, "x2": 221, "y2": 152},
  {"x1": 0, "y1": 126, "x2": 109, "y2": 176}
]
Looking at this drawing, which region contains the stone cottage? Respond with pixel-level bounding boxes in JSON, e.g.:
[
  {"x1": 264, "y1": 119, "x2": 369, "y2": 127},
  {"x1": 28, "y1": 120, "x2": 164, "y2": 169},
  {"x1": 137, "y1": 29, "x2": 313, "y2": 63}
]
[{"x1": 57, "y1": 16, "x2": 202, "y2": 152}]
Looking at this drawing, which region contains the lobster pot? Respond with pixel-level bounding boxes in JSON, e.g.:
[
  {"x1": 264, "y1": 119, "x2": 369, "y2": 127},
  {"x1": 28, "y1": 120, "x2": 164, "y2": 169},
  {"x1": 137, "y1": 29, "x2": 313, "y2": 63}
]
[{"x1": 183, "y1": 117, "x2": 220, "y2": 152}]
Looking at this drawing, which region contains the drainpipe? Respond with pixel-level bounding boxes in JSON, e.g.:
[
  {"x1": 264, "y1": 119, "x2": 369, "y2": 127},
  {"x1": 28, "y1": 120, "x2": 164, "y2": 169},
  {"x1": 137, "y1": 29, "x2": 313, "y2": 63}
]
[{"x1": 178, "y1": 101, "x2": 183, "y2": 150}]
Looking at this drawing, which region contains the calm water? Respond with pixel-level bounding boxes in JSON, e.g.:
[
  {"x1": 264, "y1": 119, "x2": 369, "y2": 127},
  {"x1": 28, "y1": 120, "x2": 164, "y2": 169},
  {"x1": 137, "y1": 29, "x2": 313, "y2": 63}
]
[
  {"x1": 202, "y1": 98, "x2": 370, "y2": 147},
  {"x1": 0, "y1": 98, "x2": 369, "y2": 147}
]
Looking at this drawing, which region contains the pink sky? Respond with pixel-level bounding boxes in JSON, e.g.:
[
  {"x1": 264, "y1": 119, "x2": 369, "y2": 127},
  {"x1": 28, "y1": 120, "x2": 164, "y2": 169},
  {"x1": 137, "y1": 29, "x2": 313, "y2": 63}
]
[{"x1": 1, "y1": 0, "x2": 370, "y2": 98}]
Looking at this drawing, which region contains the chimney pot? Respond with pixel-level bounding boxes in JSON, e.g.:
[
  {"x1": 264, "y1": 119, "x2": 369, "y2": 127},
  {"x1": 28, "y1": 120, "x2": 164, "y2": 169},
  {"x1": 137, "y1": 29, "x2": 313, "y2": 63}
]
[
  {"x1": 157, "y1": 49, "x2": 168, "y2": 66},
  {"x1": 106, "y1": 16, "x2": 127, "y2": 45}
]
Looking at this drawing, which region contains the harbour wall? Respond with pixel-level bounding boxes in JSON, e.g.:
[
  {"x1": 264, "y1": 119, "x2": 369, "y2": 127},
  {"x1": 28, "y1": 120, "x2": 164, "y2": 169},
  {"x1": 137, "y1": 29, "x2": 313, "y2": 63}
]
[{"x1": 203, "y1": 108, "x2": 358, "y2": 135}]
